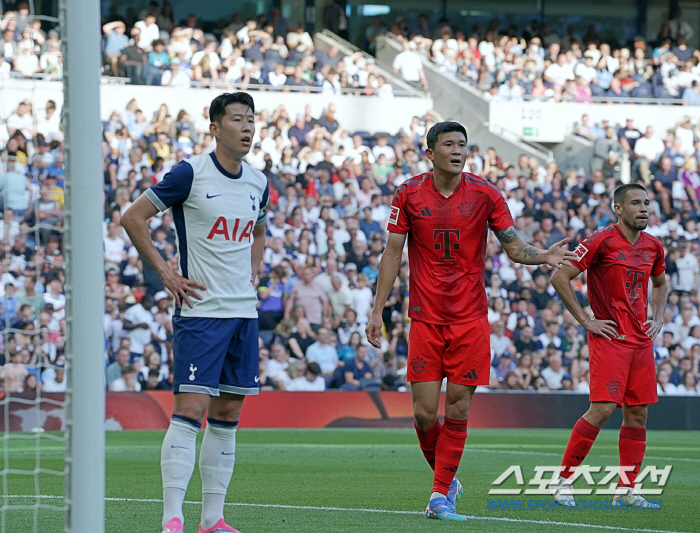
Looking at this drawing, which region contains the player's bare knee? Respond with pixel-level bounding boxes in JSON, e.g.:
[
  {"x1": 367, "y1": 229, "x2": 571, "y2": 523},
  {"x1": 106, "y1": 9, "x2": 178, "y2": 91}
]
[
  {"x1": 413, "y1": 405, "x2": 438, "y2": 429},
  {"x1": 208, "y1": 395, "x2": 244, "y2": 422},
  {"x1": 623, "y1": 405, "x2": 648, "y2": 427},
  {"x1": 586, "y1": 402, "x2": 616, "y2": 426},
  {"x1": 173, "y1": 394, "x2": 209, "y2": 423},
  {"x1": 444, "y1": 398, "x2": 470, "y2": 420}
]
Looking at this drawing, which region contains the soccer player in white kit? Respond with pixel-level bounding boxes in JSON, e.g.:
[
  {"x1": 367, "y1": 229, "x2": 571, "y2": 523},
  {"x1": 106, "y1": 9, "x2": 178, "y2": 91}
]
[{"x1": 122, "y1": 92, "x2": 269, "y2": 533}]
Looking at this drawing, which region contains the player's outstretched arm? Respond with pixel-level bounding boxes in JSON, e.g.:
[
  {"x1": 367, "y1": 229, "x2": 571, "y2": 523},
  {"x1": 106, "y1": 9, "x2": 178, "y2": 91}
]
[
  {"x1": 121, "y1": 195, "x2": 206, "y2": 308},
  {"x1": 494, "y1": 226, "x2": 579, "y2": 268},
  {"x1": 550, "y1": 264, "x2": 619, "y2": 341},
  {"x1": 366, "y1": 231, "x2": 406, "y2": 348},
  {"x1": 644, "y1": 274, "x2": 668, "y2": 340}
]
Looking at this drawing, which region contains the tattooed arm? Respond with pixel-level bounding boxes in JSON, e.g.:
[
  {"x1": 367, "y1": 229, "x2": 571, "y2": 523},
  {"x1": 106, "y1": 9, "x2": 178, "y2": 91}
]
[{"x1": 493, "y1": 226, "x2": 579, "y2": 268}]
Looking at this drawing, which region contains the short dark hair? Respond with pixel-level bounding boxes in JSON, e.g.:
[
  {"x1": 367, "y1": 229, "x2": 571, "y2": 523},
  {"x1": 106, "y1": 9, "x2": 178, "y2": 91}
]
[
  {"x1": 614, "y1": 183, "x2": 647, "y2": 205},
  {"x1": 426, "y1": 121, "x2": 468, "y2": 150},
  {"x1": 209, "y1": 92, "x2": 255, "y2": 124},
  {"x1": 306, "y1": 362, "x2": 321, "y2": 375}
]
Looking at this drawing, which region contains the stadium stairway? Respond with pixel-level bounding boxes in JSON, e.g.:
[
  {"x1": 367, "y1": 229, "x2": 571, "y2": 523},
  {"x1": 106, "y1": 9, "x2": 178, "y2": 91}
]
[
  {"x1": 375, "y1": 34, "x2": 553, "y2": 165},
  {"x1": 315, "y1": 29, "x2": 420, "y2": 96}
]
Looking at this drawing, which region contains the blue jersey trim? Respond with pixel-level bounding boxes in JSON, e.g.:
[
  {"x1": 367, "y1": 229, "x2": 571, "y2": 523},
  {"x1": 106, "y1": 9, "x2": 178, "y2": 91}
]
[
  {"x1": 172, "y1": 202, "x2": 188, "y2": 282},
  {"x1": 207, "y1": 417, "x2": 239, "y2": 428},
  {"x1": 146, "y1": 161, "x2": 194, "y2": 210},
  {"x1": 171, "y1": 413, "x2": 202, "y2": 429},
  {"x1": 209, "y1": 152, "x2": 243, "y2": 180}
]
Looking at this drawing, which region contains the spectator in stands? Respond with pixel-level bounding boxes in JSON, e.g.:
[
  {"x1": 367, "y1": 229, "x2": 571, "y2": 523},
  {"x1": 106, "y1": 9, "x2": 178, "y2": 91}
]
[
  {"x1": 160, "y1": 58, "x2": 190, "y2": 87},
  {"x1": 592, "y1": 126, "x2": 622, "y2": 175},
  {"x1": 286, "y1": 361, "x2": 325, "y2": 391},
  {"x1": 102, "y1": 20, "x2": 128, "y2": 77},
  {"x1": 669, "y1": 10, "x2": 694, "y2": 42},
  {"x1": 305, "y1": 327, "x2": 339, "y2": 381},
  {"x1": 109, "y1": 365, "x2": 141, "y2": 391},
  {"x1": 653, "y1": 156, "x2": 677, "y2": 214},
  {"x1": 392, "y1": 40, "x2": 427, "y2": 90},
  {"x1": 134, "y1": 13, "x2": 159, "y2": 52},
  {"x1": 341, "y1": 344, "x2": 375, "y2": 390},
  {"x1": 633, "y1": 126, "x2": 665, "y2": 184},
  {"x1": 285, "y1": 266, "x2": 328, "y2": 330}
]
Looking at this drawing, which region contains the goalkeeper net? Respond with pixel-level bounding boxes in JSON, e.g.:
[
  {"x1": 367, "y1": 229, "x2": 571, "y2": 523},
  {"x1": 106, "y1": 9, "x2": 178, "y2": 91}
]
[
  {"x1": 0, "y1": 76, "x2": 67, "y2": 531},
  {"x1": 0, "y1": 0, "x2": 106, "y2": 528}
]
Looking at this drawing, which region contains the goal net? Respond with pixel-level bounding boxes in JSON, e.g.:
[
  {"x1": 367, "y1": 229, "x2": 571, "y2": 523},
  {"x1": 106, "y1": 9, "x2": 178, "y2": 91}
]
[
  {"x1": 0, "y1": 76, "x2": 68, "y2": 532},
  {"x1": 0, "y1": 0, "x2": 105, "y2": 530}
]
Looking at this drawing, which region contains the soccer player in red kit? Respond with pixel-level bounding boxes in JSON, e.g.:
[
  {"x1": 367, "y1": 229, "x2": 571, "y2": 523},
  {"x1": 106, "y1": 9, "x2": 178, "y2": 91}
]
[
  {"x1": 549, "y1": 184, "x2": 668, "y2": 507},
  {"x1": 365, "y1": 122, "x2": 579, "y2": 520}
]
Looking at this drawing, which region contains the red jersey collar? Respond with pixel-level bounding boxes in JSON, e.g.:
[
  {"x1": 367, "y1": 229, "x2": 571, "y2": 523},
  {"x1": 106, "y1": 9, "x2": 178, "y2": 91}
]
[{"x1": 430, "y1": 172, "x2": 463, "y2": 198}]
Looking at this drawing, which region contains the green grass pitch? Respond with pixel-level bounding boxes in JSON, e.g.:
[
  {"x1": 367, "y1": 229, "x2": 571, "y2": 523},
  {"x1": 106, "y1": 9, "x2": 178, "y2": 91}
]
[{"x1": 4, "y1": 428, "x2": 699, "y2": 532}]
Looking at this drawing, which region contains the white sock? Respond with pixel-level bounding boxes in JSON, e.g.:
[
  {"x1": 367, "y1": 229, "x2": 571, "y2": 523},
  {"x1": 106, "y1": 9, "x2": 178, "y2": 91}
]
[
  {"x1": 200, "y1": 418, "x2": 238, "y2": 529},
  {"x1": 161, "y1": 415, "x2": 200, "y2": 526},
  {"x1": 431, "y1": 491, "x2": 446, "y2": 500}
]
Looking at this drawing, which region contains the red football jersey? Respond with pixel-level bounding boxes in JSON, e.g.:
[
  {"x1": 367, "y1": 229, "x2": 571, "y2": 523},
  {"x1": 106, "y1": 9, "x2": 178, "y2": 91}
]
[
  {"x1": 571, "y1": 225, "x2": 666, "y2": 346},
  {"x1": 388, "y1": 172, "x2": 514, "y2": 325}
]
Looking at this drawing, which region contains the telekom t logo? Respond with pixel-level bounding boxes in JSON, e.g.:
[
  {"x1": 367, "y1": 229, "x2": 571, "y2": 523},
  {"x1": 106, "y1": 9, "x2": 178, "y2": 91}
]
[
  {"x1": 625, "y1": 269, "x2": 645, "y2": 298},
  {"x1": 433, "y1": 229, "x2": 460, "y2": 260}
]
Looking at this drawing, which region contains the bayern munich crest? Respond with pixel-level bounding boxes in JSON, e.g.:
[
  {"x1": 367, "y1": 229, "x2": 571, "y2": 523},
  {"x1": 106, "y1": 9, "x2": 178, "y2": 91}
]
[{"x1": 458, "y1": 201, "x2": 475, "y2": 217}]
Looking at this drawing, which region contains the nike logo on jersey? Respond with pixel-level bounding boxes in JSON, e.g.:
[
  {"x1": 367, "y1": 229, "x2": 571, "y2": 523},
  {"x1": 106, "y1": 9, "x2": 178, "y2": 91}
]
[
  {"x1": 254, "y1": 376, "x2": 260, "y2": 383},
  {"x1": 171, "y1": 445, "x2": 188, "y2": 449},
  {"x1": 617, "y1": 251, "x2": 627, "y2": 260},
  {"x1": 417, "y1": 207, "x2": 433, "y2": 216},
  {"x1": 221, "y1": 452, "x2": 235, "y2": 455},
  {"x1": 206, "y1": 193, "x2": 222, "y2": 199}
]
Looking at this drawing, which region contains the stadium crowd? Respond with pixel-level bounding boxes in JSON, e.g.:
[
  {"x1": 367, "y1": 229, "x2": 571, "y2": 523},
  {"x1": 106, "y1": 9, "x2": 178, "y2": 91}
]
[
  {"x1": 0, "y1": 1, "x2": 699, "y2": 395},
  {"x1": 0, "y1": 2, "x2": 62, "y2": 81},
  {"x1": 1, "y1": 87, "x2": 698, "y2": 396},
  {"x1": 382, "y1": 9, "x2": 700, "y2": 103},
  {"x1": 98, "y1": 3, "x2": 391, "y2": 95}
]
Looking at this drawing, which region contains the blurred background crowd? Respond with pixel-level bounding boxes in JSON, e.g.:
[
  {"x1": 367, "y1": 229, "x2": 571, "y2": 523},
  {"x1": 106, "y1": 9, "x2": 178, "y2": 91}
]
[{"x1": 0, "y1": 1, "x2": 698, "y2": 396}]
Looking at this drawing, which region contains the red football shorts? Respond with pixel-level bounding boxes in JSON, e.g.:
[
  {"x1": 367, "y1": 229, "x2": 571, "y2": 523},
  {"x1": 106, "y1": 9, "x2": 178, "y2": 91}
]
[
  {"x1": 588, "y1": 333, "x2": 658, "y2": 406},
  {"x1": 407, "y1": 317, "x2": 491, "y2": 386}
]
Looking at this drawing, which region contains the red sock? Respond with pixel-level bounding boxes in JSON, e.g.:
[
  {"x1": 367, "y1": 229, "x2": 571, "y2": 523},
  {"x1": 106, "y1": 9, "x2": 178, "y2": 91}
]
[
  {"x1": 432, "y1": 417, "x2": 467, "y2": 495},
  {"x1": 415, "y1": 419, "x2": 442, "y2": 471},
  {"x1": 560, "y1": 417, "x2": 600, "y2": 479},
  {"x1": 618, "y1": 426, "x2": 646, "y2": 487}
]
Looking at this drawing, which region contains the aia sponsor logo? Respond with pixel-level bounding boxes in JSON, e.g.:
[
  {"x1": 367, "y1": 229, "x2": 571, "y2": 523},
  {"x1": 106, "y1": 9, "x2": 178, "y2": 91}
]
[{"x1": 207, "y1": 217, "x2": 255, "y2": 242}]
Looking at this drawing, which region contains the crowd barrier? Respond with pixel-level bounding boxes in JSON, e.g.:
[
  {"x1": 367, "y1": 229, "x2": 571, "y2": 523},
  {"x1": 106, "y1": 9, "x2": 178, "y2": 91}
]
[
  {"x1": 0, "y1": 78, "x2": 434, "y2": 135},
  {"x1": 2, "y1": 391, "x2": 698, "y2": 431}
]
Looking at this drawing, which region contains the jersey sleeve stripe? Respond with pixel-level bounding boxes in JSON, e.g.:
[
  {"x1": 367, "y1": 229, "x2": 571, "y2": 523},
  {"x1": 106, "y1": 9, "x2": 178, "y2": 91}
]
[
  {"x1": 145, "y1": 188, "x2": 167, "y2": 212},
  {"x1": 463, "y1": 174, "x2": 500, "y2": 192},
  {"x1": 172, "y1": 203, "x2": 189, "y2": 281}
]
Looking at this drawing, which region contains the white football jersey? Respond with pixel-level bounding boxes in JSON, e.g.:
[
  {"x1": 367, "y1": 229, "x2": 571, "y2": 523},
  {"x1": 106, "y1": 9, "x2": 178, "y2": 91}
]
[{"x1": 145, "y1": 153, "x2": 269, "y2": 318}]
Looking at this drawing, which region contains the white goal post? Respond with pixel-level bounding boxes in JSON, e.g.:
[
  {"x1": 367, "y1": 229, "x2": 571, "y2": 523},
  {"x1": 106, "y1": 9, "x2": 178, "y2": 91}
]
[{"x1": 61, "y1": 0, "x2": 106, "y2": 530}]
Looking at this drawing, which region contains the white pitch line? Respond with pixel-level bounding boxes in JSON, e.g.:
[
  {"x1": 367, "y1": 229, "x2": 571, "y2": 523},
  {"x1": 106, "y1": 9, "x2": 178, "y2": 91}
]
[
  {"x1": 462, "y1": 448, "x2": 700, "y2": 463},
  {"x1": 7, "y1": 443, "x2": 700, "y2": 463},
  {"x1": 6, "y1": 495, "x2": 694, "y2": 533}
]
